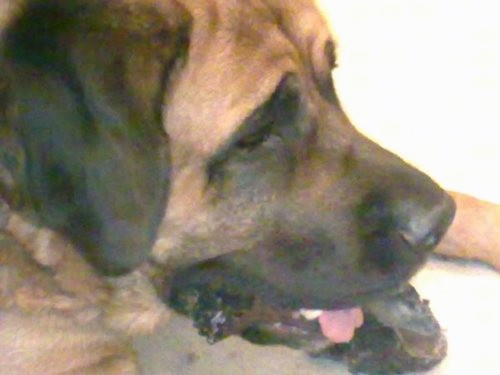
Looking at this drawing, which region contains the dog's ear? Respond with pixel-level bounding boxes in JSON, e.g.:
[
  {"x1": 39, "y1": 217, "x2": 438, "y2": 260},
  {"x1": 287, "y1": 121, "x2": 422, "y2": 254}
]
[{"x1": 1, "y1": 1, "x2": 192, "y2": 274}]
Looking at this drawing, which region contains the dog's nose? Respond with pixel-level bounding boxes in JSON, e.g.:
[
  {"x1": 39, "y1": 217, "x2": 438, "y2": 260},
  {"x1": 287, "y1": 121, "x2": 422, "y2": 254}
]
[
  {"x1": 357, "y1": 188, "x2": 456, "y2": 260},
  {"x1": 396, "y1": 192, "x2": 456, "y2": 250}
]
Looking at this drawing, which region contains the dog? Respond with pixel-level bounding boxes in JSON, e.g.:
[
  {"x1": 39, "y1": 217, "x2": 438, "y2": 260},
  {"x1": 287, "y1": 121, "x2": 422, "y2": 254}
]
[{"x1": 0, "y1": 0, "x2": 498, "y2": 373}]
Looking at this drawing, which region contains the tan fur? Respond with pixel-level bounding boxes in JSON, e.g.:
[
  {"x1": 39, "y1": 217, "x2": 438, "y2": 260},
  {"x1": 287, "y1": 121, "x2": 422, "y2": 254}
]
[
  {"x1": 152, "y1": 0, "x2": 335, "y2": 265},
  {"x1": 1, "y1": 208, "x2": 167, "y2": 374},
  {"x1": 6, "y1": 213, "x2": 109, "y2": 303}
]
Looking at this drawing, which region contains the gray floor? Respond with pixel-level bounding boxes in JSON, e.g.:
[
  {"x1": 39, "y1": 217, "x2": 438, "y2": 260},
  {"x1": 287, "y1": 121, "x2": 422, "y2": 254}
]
[{"x1": 135, "y1": 316, "x2": 350, "y2": 375}]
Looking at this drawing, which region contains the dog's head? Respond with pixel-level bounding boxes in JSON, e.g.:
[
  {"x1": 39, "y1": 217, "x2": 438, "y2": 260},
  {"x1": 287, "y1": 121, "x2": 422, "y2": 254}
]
[
  {"x1": 153, "y1": 0, "x2": 455, "y2": 313},
  {"x1": 2, "y1": 0, "x2": 454, "y2": 351}
]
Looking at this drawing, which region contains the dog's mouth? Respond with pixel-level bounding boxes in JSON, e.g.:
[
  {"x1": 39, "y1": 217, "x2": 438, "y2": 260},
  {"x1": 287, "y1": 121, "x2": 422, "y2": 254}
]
[
  {"x1": 168, "y1": 260, "x2": 447, "y2": 374},
  {"x1": 171, "y1": 283, "x2": 365, "y2": 349}
]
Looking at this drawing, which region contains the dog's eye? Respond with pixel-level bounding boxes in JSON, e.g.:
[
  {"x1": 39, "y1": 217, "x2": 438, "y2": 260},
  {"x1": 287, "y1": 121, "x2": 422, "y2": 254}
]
[
  {"x1": 236, "y1": 121, "x2": 273, "y2": 150},
  {"x1": 216, "y1": 74, "x2": 299, "y2": 159},
  {"x1": 233, "y1": 77, "x2": 293, "y2": 151}
]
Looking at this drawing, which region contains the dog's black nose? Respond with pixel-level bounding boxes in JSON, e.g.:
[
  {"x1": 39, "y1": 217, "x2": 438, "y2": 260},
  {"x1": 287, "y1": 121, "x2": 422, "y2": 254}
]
[
  {"x1": 357, "y1": 186, "x2": 456, "y2": 272},
  {"x1": 396, "y1": 192, "x2": 456, "y2": 250}
]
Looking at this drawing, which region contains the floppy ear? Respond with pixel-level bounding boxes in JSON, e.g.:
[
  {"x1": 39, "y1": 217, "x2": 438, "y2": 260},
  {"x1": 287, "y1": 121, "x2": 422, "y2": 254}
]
[{"x1": 1, "y1": 0, "x2": 192, "y2": 274}]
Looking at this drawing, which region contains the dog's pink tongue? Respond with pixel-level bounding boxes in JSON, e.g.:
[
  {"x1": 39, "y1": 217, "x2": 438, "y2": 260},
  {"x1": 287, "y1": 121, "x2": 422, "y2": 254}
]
[{"x1": 318, "y1": 308, "x2": 364, "y2": 343}]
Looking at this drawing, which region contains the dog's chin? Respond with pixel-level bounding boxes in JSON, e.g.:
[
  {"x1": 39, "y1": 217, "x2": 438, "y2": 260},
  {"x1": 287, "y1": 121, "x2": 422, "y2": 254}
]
[{"x1": 168, "y1": 260, "x2": 447, "y2": 374}]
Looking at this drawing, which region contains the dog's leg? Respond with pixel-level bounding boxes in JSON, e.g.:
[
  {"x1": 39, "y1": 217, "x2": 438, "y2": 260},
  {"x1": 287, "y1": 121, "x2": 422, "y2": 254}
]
[
  {"x1": 0, "y1": 312, "x2": 138, "y2": 375},
  {"x1": 437, "y1": 191, "x2": 500, "y2": 270},
  {"x1": 0, "y1": 226, "x2": 137, "y2": 374},
  {"x1": 4, "y1": 211, "x2": 109, "y2": 304},
  {"x1": 3, "y1": 206, "x2": 168, "y2": 327},
  {"x1": 1, "y1": 207, "x2": 168, "y2": 374}
]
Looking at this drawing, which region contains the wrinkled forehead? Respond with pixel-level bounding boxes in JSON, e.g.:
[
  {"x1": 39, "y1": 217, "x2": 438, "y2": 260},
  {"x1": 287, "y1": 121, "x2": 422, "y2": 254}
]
[{"x1": 166, "y1": 0, "x2": 332, "y2": 162}]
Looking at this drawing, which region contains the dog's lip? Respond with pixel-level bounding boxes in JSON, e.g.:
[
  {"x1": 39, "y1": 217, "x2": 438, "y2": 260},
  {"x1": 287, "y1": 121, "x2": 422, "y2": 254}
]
[{"x1": 283, "y1": 279, "x2": 407, "y2": 312}]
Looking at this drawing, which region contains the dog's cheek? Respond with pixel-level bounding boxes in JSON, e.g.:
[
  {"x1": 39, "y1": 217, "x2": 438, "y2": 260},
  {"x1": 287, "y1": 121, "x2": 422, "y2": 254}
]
[
  {"x1": 154, "y1": 143, "x2": 297, "y2": 264},
  {"x1": 212, "y1": 141, "x2": 294, "y2": 198}
]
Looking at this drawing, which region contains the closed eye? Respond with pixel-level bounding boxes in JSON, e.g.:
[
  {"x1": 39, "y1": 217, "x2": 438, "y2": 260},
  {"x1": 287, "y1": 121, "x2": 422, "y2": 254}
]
[
  {"x1": 230, "y1": 73, "x2": 300, "y2": 153},
  {"x1": 235, "y1": 103, "x2": 275, "y2": 151},
  {"x1": 206, "y1": 74, "x2": 301, "y2": 183}
]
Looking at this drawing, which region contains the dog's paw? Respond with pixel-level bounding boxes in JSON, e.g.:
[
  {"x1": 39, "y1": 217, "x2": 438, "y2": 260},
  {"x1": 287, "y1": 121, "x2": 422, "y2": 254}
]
[{"x1": 105, "y1": 270, "x2": 170, "y2": 336}]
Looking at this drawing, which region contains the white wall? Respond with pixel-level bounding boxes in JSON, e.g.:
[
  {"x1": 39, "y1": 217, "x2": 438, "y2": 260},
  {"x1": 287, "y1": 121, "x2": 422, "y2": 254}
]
[{"x1": 317, "y1": 0, "x2": 500, "y2": 203}]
